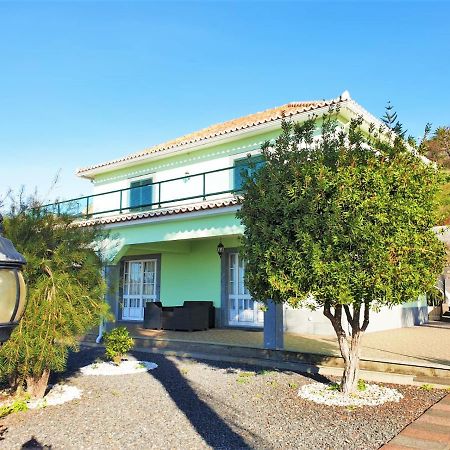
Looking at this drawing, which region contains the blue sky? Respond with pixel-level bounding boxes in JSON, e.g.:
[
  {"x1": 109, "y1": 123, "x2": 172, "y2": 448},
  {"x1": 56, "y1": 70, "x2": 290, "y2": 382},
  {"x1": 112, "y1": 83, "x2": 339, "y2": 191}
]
[{"x1": 1, "y1": 1, "x2": 449, "y2": 202}]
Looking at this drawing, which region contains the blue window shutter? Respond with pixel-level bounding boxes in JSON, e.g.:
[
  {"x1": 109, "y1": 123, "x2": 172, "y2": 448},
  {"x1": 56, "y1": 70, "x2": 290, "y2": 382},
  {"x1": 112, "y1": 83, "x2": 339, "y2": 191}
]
[
  {"x1": 233, "y1": 155, "x2": 265, "y2": 191},
  {"x1": 130, "y1": 178, "x2": 153, "y2": 210},
  {"x1": 140, "y1": 181, "x2": 153, "y2": 208},
  {"x1": 233, "y1": 160, "x2": 247, "y2": 191}
]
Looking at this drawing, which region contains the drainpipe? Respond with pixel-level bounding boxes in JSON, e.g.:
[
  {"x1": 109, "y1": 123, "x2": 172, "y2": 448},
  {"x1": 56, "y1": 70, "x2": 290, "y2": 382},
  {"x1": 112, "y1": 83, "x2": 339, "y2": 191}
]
[
  {"x1": 96, "y1": 265, "x2": 107, "y2": 343},
  {"x1": 96, "y1": 318, "x2": 104, "y2": 343}
]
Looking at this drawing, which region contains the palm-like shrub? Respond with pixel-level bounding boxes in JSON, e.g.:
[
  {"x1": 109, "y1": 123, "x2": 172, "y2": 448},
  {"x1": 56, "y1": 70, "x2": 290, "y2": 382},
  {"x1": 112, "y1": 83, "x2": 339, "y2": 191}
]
[{"x1": 0, "y1": 197, "x2": 110, "y2": 398}]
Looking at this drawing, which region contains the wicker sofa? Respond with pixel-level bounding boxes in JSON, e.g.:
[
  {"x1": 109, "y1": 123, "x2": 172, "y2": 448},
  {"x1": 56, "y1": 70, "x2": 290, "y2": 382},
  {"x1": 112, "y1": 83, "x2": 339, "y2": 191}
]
[{"x1": 143, "y1": 301, "x2": 215, "y2": 331}]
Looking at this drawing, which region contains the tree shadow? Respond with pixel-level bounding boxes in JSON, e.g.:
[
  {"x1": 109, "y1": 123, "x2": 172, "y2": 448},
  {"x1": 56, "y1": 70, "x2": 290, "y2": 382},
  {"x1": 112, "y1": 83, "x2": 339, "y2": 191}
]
[
  {"x1": 49, "y1": 345, "x2": 101, "y2": 385},
  {"x1": 0, "y1": 424, "x2": 7, "y2": 441},
  {"x1": 54, "y1": 345, "x2": 333, "y2": 448},
  {"x1": 135, "y1": 351, "x2": 255, "y2": 449},
  {"x1": 360, "y1": 344, "x2": 450, "y2": 368},
  {"x1": 21, "y1": 436, "x2": 52, "y2": 449}
]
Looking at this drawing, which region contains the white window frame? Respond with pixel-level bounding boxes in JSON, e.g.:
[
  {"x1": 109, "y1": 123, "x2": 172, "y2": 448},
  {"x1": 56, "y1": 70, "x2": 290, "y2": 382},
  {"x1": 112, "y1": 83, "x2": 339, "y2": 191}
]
[
  {"x1": 227, "y1": 252, "x2": 264, "y2": 327},
  {"x1": 122, "y1": 259, "x2": 158, "y2": 321}
]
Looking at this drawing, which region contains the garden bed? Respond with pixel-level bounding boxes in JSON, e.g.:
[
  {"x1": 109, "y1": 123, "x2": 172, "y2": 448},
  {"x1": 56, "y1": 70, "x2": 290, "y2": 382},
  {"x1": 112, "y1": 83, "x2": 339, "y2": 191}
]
[{"x1": 0, "y1": 346, "x2": 447, "y2": 449}]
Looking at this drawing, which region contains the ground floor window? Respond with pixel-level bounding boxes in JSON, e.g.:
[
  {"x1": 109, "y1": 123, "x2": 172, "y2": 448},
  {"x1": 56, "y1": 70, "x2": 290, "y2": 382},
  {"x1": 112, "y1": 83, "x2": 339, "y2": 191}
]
[
  {"x1": 227, "y1": 252, "x2": 264, "y2": 326},
  {"x1": 122, "y1": 259, "x2": 158, "y2": 320}
]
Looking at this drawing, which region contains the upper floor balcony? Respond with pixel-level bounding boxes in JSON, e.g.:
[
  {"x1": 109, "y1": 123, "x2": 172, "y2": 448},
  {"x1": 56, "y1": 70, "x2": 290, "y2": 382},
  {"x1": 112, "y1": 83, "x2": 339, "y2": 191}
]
[{"x1": 40, "y1": 158, "x2": 264, "y2": 222}]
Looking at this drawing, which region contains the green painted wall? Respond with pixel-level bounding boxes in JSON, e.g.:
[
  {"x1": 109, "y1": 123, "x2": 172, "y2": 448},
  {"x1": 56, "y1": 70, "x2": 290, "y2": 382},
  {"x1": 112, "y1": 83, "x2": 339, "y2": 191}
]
[
  {"x1": 120, "y1": 235, "x2": 240, "y2": 308},
  {"x1": 92, "y1": 128, "x2": 282, "y2": 185},
  {"x1": 160, "y1": 239, "x2": 220, "y2": 307},
  {"x1": 91, "y1": 116, "x2": 342, "y2": 186},
  {"x1": 105, "y1": 210, "x2": 243, "y2": 263}
]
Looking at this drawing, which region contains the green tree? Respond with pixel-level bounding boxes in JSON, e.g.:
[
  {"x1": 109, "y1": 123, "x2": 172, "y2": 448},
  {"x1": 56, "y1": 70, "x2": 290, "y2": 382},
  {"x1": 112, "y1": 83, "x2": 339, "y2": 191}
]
[
  {"x1": 424, "y1": 126, "x2": 450, "y2": 168},
  {"x1": 381, "y1": 101, "x2": 407, "y2": 139},
  {"x1": 0, "y1": 195, "x2": 110, "y2": 398},
  {"x1": 237, "y1": 110, "x2": 446, "y2": 394}
]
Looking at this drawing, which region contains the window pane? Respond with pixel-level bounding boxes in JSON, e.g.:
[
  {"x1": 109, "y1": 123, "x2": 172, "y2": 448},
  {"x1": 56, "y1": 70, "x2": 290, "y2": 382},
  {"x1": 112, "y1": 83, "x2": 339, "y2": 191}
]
[
  {"x1": 233, "y1": 155, "x2": 265, "y2": 191},
  {"x1": 130, "y1": 178, "x2": 153, "y2": 210}
]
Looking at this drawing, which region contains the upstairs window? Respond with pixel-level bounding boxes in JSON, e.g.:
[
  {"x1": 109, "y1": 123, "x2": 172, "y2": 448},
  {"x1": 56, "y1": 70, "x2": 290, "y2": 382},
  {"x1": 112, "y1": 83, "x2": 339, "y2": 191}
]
[
  {"x1": 233, "y1": 154, "x2": 265, "y2": 191},
  {"x1": 129, "y1": 178, "x2": 153, "y2": 210}
]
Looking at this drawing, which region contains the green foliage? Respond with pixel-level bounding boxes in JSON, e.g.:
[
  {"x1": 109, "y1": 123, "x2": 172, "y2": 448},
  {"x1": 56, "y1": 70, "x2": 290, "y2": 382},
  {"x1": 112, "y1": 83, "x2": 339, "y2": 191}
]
[
  {"x1": 237, "y1": 109, "x2": 446, "y2": 313},
  {"x1": 357, "y1": 379, "x2": 367, "y2": 391},
  {"x1": 237, "y1": 108, "x2": 446, "y2": 393},
  {"x1": 0, "y1": 197, "x2": 110, "y2": 393},
  {"x1": 419, "y1": 383, "x2": 434, "y2": 391},
  {"x1": 327, "y1": 383, "x2": 340, "y2": 391},
  {"x1": 424, "y1": 126, "x2": 450, "y2": 168},
  {"x1": 238, "y1": 371, "x2": 255, "y2": 377},
  {"x1": 258, "y1": 370, "x2": 274, "y2": 376},
  {"x1": 236, "y1": 371, "x2": 255, "y2": 384},
  {"x1": 381, "y1": 101, "x2": 407, "y2": 139},
  {"x1": 0, "y1": 398, "x2": 29, "y2": 418},
  {"x1": 104, "y1": 327, "x2": 134, "y2": 364}
]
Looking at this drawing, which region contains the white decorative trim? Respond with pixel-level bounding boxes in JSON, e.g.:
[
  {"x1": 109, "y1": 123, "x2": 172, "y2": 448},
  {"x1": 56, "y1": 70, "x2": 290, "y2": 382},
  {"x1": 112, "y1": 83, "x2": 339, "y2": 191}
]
[
  {"x1": 86, "y1": 204, "x2": 242, "y2": 230},
  {"x1": 77, "y1": 103, "x2": 344, "y2": 179},
  {"x1": 92, "y1": 139, "x2": 268, "y2": 185}
]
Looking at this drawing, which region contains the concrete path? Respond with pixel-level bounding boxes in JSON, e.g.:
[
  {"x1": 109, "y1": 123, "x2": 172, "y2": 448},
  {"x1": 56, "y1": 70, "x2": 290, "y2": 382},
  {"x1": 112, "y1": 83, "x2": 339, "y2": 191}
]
[
  {"x1": 383, "y1": 394, "x2": 450, "y2": 449},
  {"x1": 121, "y1": 321, "x2": 450, "y2": 369}
]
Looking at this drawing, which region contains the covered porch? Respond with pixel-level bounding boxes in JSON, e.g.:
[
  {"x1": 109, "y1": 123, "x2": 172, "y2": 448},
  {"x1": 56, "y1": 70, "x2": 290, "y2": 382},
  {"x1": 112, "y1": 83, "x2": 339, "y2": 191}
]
[
  {"x1": 97, "y1": 203, "x2": 269, "y2": 328},
  {"x1": 111, "y1": 321, "x2": 450, "y2": 372}
]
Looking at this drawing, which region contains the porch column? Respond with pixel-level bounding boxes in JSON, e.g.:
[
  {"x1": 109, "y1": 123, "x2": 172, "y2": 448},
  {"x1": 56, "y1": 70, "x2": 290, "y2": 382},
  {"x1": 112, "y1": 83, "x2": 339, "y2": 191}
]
[
  {"x1": 443, "y1": 272, "x2": 450, "y2": 314},
  {"x1": 104, "y1": 264, "x2": 120, "y2": 323},
  {"x1": 263, "y1": 300, "x2": 284, "y2": 350}
]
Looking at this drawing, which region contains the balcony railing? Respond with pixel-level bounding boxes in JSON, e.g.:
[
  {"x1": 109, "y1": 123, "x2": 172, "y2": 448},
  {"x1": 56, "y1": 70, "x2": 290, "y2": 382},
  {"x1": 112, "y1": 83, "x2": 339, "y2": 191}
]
[{"x1": 39, "y1": 164, "x2": 255, "y2": 220}]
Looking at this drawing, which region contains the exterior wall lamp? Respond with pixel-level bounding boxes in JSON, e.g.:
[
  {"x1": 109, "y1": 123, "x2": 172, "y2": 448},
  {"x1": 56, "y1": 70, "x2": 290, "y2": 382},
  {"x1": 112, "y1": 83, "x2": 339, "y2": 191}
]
[
  {"x1": 217, "y1": 242, "x2": 225, "y2": 258},
  {"x1": 0, "y1": 214, "x2": 27, "y2": 343}
]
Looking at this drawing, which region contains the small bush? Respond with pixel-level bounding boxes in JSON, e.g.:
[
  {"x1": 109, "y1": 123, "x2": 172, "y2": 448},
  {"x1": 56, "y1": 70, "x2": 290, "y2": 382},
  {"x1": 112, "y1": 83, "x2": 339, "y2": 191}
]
[
  {"x1": 238, "y1": 371, "x2": 255, "y2": 378},
  {"x1": 0, "y1": 398, "x2": 28, "y2": 418},
  {"x1": 104, "y1": 327, "x2": 134, "y2": 365},
  {"x1": 259, "y1": 370, "x2": 274, "y2": 376},
  {"x1": 357, "y1": 379, "x2": 367, "y2": 392},
  {"x1": 420, "y1": 383, "x2": 434, "y2": 391}
]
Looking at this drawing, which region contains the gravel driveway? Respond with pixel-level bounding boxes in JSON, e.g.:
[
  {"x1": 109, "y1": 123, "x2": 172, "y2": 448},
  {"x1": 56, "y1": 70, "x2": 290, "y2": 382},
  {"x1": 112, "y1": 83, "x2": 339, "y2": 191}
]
[{"x1": 0, "y1": 346, "x2": 446, "y2": 449}]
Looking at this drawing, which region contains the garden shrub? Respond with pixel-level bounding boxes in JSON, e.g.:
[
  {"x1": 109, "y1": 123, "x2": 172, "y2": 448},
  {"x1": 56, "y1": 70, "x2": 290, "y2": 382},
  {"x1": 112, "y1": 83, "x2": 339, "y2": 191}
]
[{"x1": 104, "y1": 327, "x2": 134, "y2": 365}]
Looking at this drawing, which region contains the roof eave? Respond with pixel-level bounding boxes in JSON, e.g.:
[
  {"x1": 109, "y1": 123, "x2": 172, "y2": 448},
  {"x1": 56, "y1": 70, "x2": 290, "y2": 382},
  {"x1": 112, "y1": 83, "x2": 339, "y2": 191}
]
[
  {"x1": 77, "y1": 98, "x2": 401, "y2": 180},
  {"x1": 76, "y1": 103, "x2": 345, "y2": 180}
]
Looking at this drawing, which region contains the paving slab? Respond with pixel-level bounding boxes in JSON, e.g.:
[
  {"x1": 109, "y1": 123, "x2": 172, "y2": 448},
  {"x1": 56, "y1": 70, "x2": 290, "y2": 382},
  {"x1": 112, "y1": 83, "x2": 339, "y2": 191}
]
[
  {"x1": 383, "y1": 394, "x2": 450, "y2": 449},
  {"x1": 112, "y1": 321, "x2": 450, "y2": 369}
]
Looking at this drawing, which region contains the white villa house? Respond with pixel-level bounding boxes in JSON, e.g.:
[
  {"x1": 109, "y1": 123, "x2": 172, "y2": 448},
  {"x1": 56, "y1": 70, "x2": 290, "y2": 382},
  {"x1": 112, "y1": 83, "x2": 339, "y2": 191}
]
[{"x1": 51, "y1": 91, "x2": 430, "y2": 338}]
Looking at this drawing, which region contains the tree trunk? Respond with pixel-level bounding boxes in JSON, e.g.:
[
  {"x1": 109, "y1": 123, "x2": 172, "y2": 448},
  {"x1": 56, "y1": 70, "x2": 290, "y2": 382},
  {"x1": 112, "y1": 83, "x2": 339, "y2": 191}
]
[
  {"x1": 340, "y1": 331, "x2": 362, "y2": 394},
  {"x1": 26, "y1": 369, "x2": 50, "y2": 399},
  {"x1": 323, "y1": 303, "x2": 369, "y2": 395}
]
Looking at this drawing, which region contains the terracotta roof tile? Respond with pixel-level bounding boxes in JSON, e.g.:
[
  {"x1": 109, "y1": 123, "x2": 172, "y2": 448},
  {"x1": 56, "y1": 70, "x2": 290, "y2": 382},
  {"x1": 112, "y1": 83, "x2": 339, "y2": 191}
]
[
  {"x1": 77, "y1": 97, "x2": 345, "y2": 175},
  {"x1": 76, "y1": 197, "x2": 240, "y2": 227}
]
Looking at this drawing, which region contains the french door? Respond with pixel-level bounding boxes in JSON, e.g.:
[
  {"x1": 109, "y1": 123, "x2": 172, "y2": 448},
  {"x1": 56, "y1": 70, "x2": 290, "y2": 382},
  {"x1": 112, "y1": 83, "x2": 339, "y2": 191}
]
[
  {"x1": 122, "y1": 259, "x2": 157, "y2": 320},
  {"x1": 228, "y1": 253, "x2": 264, "y2": 326}
]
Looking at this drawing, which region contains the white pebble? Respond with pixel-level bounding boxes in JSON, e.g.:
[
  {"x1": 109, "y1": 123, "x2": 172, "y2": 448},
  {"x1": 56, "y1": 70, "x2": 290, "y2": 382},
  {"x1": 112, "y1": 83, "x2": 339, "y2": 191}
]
[
  {"x1": 298, "y1": 382, "x2": 403, "y2": 407},
  {"x1": 80, "y1": 360, "x2": 158, "y2": 376}
]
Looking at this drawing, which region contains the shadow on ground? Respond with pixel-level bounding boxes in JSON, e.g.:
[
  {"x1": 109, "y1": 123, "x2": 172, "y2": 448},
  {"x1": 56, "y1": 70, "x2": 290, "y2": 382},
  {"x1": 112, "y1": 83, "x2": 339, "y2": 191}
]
[
  {"x1": 57, "y1": 345, "x2": 331, "y2": 449},
  {"x1": 21, "y1": 436, "x2": 51, "y2": 449}
]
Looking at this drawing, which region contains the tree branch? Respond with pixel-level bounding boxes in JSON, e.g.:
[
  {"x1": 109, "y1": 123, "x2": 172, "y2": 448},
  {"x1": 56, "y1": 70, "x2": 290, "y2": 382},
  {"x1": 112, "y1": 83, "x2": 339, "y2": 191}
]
[
  {"x1": 343, "y1": 305, "x2": 353, "y2": 325},
  {"x1": 323, "y1": 303, "x2": 346, "y2": 337},
  {"x1": 361, "y1": 301, "x2": 370, "y2": 331},
  {"x1": 323, "y1": 303, "x2": 333, "y2": 321},
  {"x1": 352, "y1": 305, "x2": 361, "y2": 329}
]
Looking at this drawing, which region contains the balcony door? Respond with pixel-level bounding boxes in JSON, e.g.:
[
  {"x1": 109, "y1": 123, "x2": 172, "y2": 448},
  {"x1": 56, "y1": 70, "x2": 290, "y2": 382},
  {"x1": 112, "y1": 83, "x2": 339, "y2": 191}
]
[
  {"x1": 129, "y1": 178, "x2": 153, "y2": 211},
  {"x1": 227, "y1": 252, "x2": 264, "y2": 326},
  {"x1": 122, "y1": 259, "x2": 158, "y2": 321}
]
